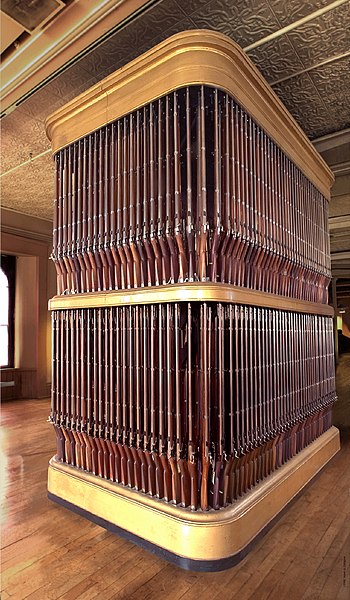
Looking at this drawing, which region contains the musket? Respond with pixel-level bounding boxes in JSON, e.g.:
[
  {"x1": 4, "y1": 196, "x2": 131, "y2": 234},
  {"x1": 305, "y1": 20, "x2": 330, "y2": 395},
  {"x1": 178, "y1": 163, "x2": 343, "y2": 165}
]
[
  {"x1": 219, "y1": 93, "x2": 232, "y2": 283},
  {"x1": 139, "y1": 305, "x2": 150, "y2": 492},
  {"x1": 148, "y1": 103, "x2": 162, "y2": 286},
  {"x1": 86, "y1": 135, "x2": 97, "y2": 291},
  {"x1": 157, "y1": 304, "x2": 170, "y2": 500},
  {"x1": 212, "y1": 303, "x2": 224, "y2": 509},
  {"x1": 105, "y1": 307, "x2": 116, "y2": 480},
  {"x1": 143, "y1": 106, "x2": 156, "y2": 286},
  {"x1": 115, "y1": 121, "x2": 128, "y2": 289},
  {"x1": 233, "y1": 106, "x2": 248, "y2": 287},
  {"x1": 75, "y1": 141, "x2": 86, "y2": 292},
  {"x1": 61, "y1": 148, "x2": 73, "y2": 292},
  {"x1": 65, "y1": 311, "x2": 76, "y2": 465},
  {"x1": 249, "y1": 120, "x2": 263, "y2": 290},
  {"x1": 64, "y1": 148, "x2": 73, "y2": 292},
  {"x1": 146, "y1": 305, "x2": 157, "y2": 496},
  {"x1": 157, "y1": 98, "x2": 171, "y2": 284},
  {"x1": 186, "y1": 303, "x2": 198, "y2": 509},
  {"x1": 256, "y1": 129, "x2": 268, "y2": 292},
  {"x1": 96, "y1": 131, "x2": 108, "y2": 291},
  {"x1": 210, "y1": 89, "x2": 223, "y2": 283},
  {"x1": 200, "y1": 304, "x2": 210, "y2": 510},
  {"x1": 81, "y1": 309, "x2": 92, "y2": 472},
  {"x1": 92, "y1": 131, "x2": 103, "y2": 291},
  {"x1": 222, "y1": 305, "x2": 234, "y2": 504},
  {"x1": 52, "y1": 155, "x2": 64, "y2": 294},
  {"x1": 165, "y1": 95, "x2": 179, "y2": 284},
  {"x1": 225, "y1": 98, "x2": 240, "y2": 285},
  {"x1": 197, "y1": 86, "x2": 209, "y2": 282},
  {"x1": 70, "y1": 310, "x2": 77, "y2": 434},
  {"x1": 158, "y1": 304, "x2": 171, "y2": 500},
  {"x1": 175, "y1": 304, "x2": 191, "y2": 507},
  {"x1": 242, "y1": 115, "x2": 257, "y2": 289},
  {"x1": 109, "y1": 124, "x2": 122, "y2": 289},
  {"x1": 129, "y1": 114, "x2": 142, "y2": 288},
  {"x1": 122, "y1": 117, "x2": 134, "y2": 289},
  {"x1": 185, "y1": 88, "x2": 195, "y2": 283},
  {"x1": 167, "y1": 304, "x2": 181, "y2": 504},
  {"x1": 174, "y1": 91, "x2": 187, "y2": 283},
  {"x1": 135, "y1": 111, "x2": 147, "y2": 287},
  {"x1": 112, "y1": 308, "x2": 121, "y2": 482},
  {"x1": 69, "y1": 144, "x2": 81, "y2": 292},
  {"x1": 131, "y1": 305, "x2": 142, "y2": 489},
  {"x1": 259, "y1": 132, "x2": 272, "y2": 293},
  {"x1": 92, "y1": 309, "x2": 98, "y2": 448},
  {"x1": 124, "y1": 306, "x2": 135, "y2": 488},
  {"x1": 103, "y1": 127, "x2": 115, "y2": 290},
  {"x1": 51, "y1": 311, "x2": 58, "y2": 425},
  {"x1": 118, "y1": 306, "x2": 128, "y2": 485},
  {"x1": 81, "y1": 138, "x2": 92, "y2": 292},
  {"x1": 236, "y1": 109, "x2": 250, "y2": 288},
  {"x1": 78, "y1": 309, "x2": 86, "y2": 433}
]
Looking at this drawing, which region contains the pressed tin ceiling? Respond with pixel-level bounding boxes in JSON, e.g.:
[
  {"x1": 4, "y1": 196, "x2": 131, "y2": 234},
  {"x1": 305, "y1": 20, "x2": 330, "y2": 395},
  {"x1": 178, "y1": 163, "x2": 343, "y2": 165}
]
[{"x1": 1, "y1": 0, "x2": 349, "y2": 224}]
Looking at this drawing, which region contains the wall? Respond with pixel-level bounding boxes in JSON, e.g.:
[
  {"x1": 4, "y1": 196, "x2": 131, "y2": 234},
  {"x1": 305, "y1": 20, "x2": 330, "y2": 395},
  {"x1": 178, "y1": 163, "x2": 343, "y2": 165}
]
[{"x1": 1, "y1": 207, "x2": 55, "y2": 399}]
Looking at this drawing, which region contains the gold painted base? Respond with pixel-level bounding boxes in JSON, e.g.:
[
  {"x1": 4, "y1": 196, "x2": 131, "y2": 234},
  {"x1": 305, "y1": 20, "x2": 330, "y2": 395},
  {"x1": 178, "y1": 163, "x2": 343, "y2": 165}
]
[{"x1": 48, "y1": 427, "x2": 340, "y2": 571}]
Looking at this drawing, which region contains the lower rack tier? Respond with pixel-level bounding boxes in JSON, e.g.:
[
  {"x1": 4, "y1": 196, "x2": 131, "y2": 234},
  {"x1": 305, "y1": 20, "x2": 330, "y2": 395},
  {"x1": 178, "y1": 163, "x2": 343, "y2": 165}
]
[
  {"x1": 52, "y1": 407, "x2": 334, "y2": 512},
  {"x1": 48, "y1": 425, "x2": 340, "y2": 571}
]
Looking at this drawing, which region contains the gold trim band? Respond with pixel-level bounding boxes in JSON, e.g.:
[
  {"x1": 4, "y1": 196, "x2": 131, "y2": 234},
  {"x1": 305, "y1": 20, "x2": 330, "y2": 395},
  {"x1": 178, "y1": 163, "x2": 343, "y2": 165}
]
[
  {"x1": 48, "y1": 282, "x2": 334, "y2": 316},
  {"x1": 45, "y1": 30, "x2": 333, "y2": 199},
  {"x1": 48, "y1": 426, "x2": 340, "y2": 563}
]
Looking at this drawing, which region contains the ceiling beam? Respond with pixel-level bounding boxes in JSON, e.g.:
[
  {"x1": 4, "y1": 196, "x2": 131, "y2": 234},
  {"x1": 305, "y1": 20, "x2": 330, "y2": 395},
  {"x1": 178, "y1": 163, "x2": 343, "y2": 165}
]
[
  {"x1": 244, "y1": 0, "x2": 347, "y2": 52},
  {"x1": 313, "y1": 128, "x2": 350, "y2": 153},
  {"x1": 331, "y1": 252, "x2": 350, "y2": 261},
  {"x1": 332, "y1": 270, "x2": 350, "y2": 278},
  {"x1": 0, "y1": 0, "x2": 152, "y2": 113},
  {"x1": 329, "y1": 216, "x2": 350, "y2": 230}
]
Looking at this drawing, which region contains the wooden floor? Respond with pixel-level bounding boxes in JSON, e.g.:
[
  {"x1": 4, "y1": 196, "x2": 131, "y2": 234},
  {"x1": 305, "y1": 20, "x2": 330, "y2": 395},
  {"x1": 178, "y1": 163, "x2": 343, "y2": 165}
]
[{"x1": 1, "y1": 356, "x2": 350, "y2": 600}]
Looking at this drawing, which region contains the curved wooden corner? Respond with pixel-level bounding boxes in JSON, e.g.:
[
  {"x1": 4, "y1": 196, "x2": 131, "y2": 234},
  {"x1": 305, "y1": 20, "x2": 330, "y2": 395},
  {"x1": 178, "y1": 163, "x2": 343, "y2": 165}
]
[
  {"x1": 45, "y1": 30, "x2": 333, "y2": 199},
  {"x1": 48, "y1": 426, "x2": 340, "y2": 563}
]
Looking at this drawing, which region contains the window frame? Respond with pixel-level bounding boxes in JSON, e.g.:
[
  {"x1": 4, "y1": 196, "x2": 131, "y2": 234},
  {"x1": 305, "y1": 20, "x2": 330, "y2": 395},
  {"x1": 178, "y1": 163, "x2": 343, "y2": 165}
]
[{"x1": 0, "y1": 255, "x2": 16, "y2": 368}]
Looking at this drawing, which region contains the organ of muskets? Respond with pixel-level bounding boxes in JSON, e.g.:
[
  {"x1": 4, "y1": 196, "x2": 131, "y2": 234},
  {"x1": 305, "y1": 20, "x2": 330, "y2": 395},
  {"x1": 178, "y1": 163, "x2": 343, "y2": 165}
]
[{"x1": 46, "y1": 30, "x2": 340, "y2": 570}]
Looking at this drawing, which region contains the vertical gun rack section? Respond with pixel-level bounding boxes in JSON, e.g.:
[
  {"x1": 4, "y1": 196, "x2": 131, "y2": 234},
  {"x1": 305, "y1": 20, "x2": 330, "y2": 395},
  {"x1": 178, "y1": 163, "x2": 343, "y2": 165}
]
[{"x1": 46, "y1": 30, "x2": 339, "y2": 571}]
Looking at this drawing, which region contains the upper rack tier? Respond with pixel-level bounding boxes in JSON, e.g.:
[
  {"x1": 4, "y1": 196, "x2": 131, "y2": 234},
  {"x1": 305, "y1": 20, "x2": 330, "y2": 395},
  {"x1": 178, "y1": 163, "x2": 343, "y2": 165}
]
[{"x1": 45, "y1": 31, "x2": 334, "y2": 304}]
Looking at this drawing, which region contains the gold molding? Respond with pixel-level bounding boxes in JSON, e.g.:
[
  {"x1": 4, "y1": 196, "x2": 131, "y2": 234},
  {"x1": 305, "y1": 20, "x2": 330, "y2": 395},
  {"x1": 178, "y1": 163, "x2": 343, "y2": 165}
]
[
  {"x1": 45, "y1": 30, "x2": 334, "y2": 199},
  {"x1": 48, "y1": 426, "x2": 340, "y2": 563},
  {"x1": 48, "y1": 282, "x2": 334, "y2": 316}
]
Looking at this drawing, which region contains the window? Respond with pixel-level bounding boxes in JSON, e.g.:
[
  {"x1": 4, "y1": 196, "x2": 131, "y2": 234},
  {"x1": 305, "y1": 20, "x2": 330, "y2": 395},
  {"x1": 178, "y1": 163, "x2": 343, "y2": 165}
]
[
  {"x1": 0, "y1": 269, "x2": 9, "y2": 366},
  {"x1": 0, "y1": 256, "x2": 16, "y2": 368}
]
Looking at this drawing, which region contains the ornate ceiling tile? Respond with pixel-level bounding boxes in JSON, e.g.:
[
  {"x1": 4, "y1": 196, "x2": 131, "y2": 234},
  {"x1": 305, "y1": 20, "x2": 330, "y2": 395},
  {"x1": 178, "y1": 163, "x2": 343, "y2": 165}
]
[
  {"x1": 47, "y1": 60, "x2": 98, "y2": 102},
  {"x1": 287, "y1": 2, "x2": 350, "y2": 71},
  {"x1": 247, "y1": 35, "x2": 304, "y2": 83},
  {"x1": 1, "y1": 153, "x2": 54, "y2": 221},
  {"x1": 188, "y1": 0, "x2": 280, "y2": 48},
  {"x1": 272, "y1": 72, "x2": 331, "y2": 137},
  {"x1": 174, "y1": 0, "x2": 212, "y2": 16},
  {"x1": 15, "y1": 85, "x2": 64, "y2": 123},
  {"x1": 309, "y1": 54, "x2": 350, "y2": 98},
  {"x1": 80, "y1": 0, "x2": 190, "y2": 79},
  {"x1": 272, "y1": 70, "x2": 349, "y2": 138},
  {"x1": 268, "y1": 0, "x2": 332, "y2": 28},
  {"x1": 1, "y1": 110, "x2": 50, "y2": 174}
]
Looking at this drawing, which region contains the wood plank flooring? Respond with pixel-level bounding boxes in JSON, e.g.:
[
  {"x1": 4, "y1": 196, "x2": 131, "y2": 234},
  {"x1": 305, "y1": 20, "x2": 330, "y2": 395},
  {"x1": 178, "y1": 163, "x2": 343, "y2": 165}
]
[{"x1": 1, "y1": 355, "x2": 350, "y2": 600}]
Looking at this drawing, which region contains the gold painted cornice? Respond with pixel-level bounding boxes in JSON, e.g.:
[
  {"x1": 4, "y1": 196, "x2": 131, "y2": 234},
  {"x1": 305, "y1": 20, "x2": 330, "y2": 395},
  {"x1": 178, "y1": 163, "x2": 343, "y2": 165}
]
[
  {"x1": 48, "y1": 282, "x2": 334, "y2": 316},
  {"x1": 45, "y1": 30, "x2": 334, "y2": 199}
]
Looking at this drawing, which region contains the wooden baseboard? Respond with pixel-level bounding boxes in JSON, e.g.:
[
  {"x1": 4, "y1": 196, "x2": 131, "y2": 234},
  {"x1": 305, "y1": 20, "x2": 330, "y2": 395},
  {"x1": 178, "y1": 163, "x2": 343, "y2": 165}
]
[{"x1": 48, "y1": 426, "x2": 340, "y2": 571}]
